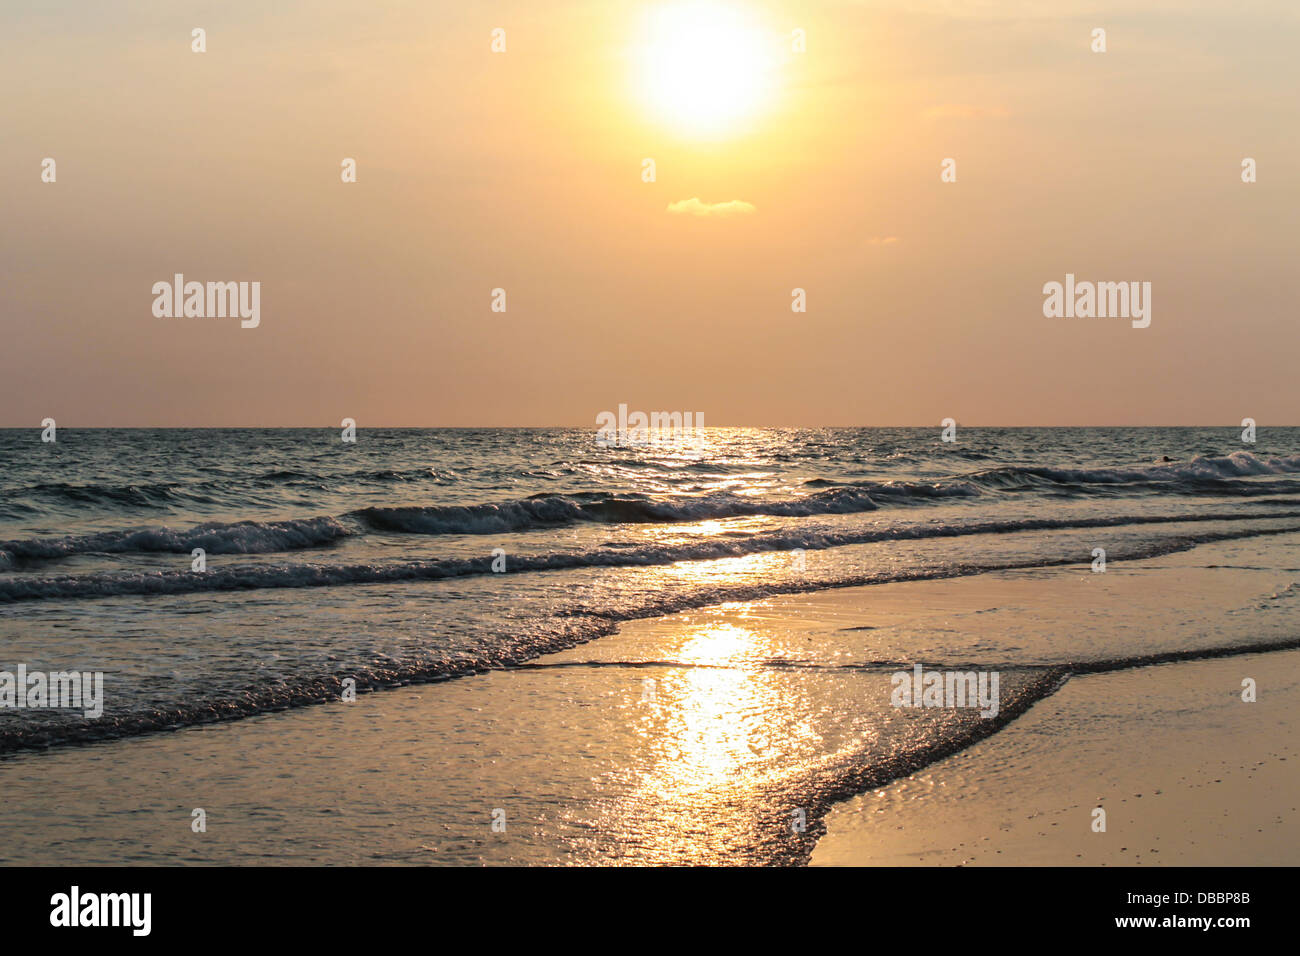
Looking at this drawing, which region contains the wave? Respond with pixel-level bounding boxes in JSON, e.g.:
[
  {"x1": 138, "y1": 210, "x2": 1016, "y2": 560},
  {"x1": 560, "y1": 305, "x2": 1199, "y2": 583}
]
[
  {"x1": 0, "y1": 488, "x2": 899, "y2": 563},
  {"x1": 359, "y1": 461, "x2": 1300, "y2": 534},
  {"x1": 3, "y1": 510, "x2": 1299, "y2": 603},
  {"x1": 0, "y1": 517, "x2": 353, "y2": 566},
  {"x1": 350, "y1": 485, "x2": 897, "y2": 534},
  {"x1": 5, "y1": 583, "x2": 1300, "y2": 769},
  {"x1": 969, "y1": 451, "x2": 1300, "y2": 487},
  {"x1": 0, "y1": 615, "x2": 616, "y2": 755},
  {"x1": 809, "y1": 452, "x2": 1300, "y2": 497},
  {"x1": 4, "y1": 453, "x2": 1299, "y2": 567},
  {"x1": 1, "y1": 480, "x2": 203, "y2": 507},
  {"x1": 801, "y1": 478, "x2": 981, "y2": 501}
]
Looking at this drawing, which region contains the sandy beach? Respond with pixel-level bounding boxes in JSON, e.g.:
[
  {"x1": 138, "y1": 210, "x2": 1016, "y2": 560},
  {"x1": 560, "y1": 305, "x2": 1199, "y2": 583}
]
[
  {"x1": 1, "y1": 533, "x2": 1296, "y2": 865},
  {"x1": 812, "y1": 650, "x2": 1300, "y2": 866}
]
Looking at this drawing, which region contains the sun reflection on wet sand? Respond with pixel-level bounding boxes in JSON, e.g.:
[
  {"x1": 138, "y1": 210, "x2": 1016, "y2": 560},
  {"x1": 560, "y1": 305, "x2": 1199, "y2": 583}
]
[
  {"x1": 606, "y1": 622, "x2": 830, "y2": 862},
  {"x1": 638, "y1": 625, "x2": 773, "y2": 793}
]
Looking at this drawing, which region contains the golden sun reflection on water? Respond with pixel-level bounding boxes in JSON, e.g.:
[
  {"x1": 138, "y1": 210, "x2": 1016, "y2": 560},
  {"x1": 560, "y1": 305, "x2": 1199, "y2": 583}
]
[
  {"x1": 606, "y1": 620, "x2": 830, "y2": 862},
  {"x1": 635, "y1": 623, "x2": 782, "y2": 797},
  {"x1": 676, "y1": 621, "x2": 752, "y2": 665}
]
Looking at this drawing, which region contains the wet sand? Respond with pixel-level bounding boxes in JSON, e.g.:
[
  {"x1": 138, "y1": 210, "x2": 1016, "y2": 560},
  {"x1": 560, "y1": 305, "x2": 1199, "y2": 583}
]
[
  {"x1": 0, "y1": 536, "x2": 1296, "y2": 865},
  {"x1": 811, "y1": 651, "x2": 1300, "y2": 866}
]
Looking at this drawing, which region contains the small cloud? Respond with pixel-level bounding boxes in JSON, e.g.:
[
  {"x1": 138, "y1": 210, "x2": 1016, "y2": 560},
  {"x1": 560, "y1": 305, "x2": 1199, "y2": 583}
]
[
  {"x1": 867, "y1": 236, "x2": 901, "y2": 246},
  {"x1": 666, "y1": 197, "x2": 756, "y2": 217},
  {"x1": 922, "y1": 104, "x2": 1010, "y2": 120}
]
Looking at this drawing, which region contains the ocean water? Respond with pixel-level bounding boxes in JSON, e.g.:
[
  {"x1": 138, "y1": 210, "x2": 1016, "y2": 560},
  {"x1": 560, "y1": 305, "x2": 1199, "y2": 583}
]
[{"x1": 2, "y1": 425, "x2": 1300, "y2": 759}]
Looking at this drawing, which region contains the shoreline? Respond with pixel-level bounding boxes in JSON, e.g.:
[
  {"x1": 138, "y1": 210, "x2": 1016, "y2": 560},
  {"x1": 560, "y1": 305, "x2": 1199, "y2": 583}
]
[
  {"x1": 811, "y1": 650, "x2": 1300, "y2": 866},
  {"x1": 0, "y1": 537, "x2": 1296, "y2": 865}
]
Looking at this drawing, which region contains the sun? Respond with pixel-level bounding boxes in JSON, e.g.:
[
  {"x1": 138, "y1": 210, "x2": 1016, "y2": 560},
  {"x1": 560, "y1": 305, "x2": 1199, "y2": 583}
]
[{"x1": 635, "y1": 2, "x2": 777, "y2": 137}]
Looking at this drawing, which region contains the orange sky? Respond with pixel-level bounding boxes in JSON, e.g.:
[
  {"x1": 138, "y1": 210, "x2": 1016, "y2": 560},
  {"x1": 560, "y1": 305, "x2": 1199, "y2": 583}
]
[{"x1": 2, "y1": 0, "x2": 1297, "y2": 426}]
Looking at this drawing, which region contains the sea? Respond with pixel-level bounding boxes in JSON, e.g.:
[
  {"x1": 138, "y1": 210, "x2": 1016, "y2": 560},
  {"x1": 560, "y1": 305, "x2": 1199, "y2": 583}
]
[{"x1": 3, "y1": 426, "x2": 1299, "y2": 756}]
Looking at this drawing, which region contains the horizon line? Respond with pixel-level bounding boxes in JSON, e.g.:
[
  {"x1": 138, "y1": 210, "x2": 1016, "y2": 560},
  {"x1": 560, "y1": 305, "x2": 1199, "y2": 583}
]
[{"x1": 2, "y1": 424, "x2": 1296, "y2": 430}]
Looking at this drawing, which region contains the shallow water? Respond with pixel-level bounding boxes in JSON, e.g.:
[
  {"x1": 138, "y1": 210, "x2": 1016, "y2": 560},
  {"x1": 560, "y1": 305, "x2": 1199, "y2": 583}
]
[
  {"x1": 0, "y1": 537, "x2": 1296, "y2": 865},
  {"x1": 2, "y1": 426, "x2": 1299, "y2": 753}
]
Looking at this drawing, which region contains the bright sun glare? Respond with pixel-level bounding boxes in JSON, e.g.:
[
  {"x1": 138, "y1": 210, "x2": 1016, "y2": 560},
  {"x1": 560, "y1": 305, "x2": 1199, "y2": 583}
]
[{"x1": 637, "y1": 2, "x2": 776, "y2": 137}]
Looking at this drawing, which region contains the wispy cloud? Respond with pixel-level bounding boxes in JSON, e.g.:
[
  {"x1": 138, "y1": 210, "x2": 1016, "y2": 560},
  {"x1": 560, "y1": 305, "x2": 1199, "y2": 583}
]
[
  {"x1": 666, "y1": 197, "x2": 757, "y2": 217},
  {"x1": 866, "y1": 236, "x2": 901, "y2": 246}
]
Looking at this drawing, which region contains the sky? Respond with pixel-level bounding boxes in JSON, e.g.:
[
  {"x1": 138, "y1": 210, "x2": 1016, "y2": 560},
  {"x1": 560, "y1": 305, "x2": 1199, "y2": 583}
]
[{"x1": 1, "y1": 0, "x2": 1297, "y2": 426}]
